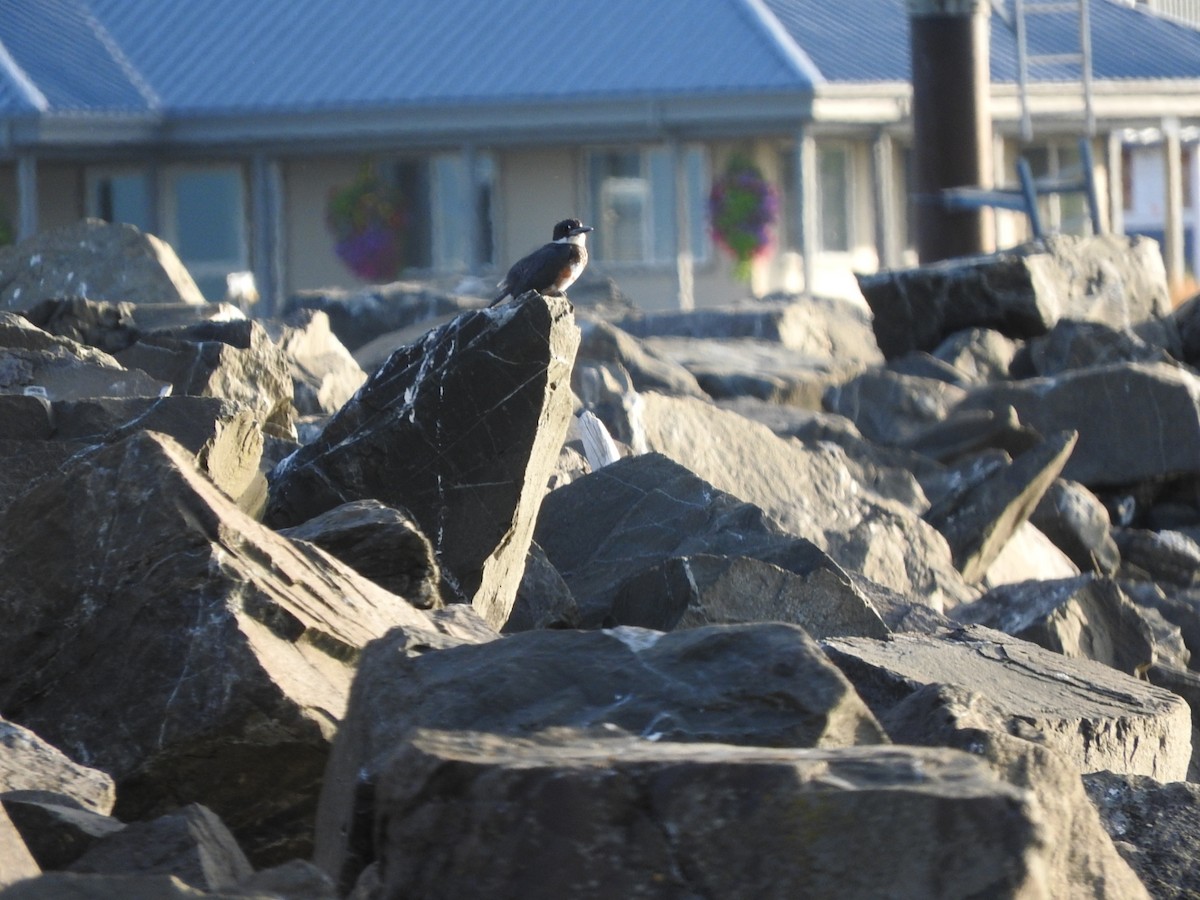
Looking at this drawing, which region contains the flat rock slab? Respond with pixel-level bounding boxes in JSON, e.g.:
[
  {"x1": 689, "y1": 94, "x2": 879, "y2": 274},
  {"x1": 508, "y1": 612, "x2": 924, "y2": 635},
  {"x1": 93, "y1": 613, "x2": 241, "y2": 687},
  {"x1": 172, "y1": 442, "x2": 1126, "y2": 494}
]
[
  {"x1": 267, "y1": 294, "x2": 580, "y2": 630},
  {"x1": 372, "y1": 730, "x2": 1046, "y2": 900},
  {"x1": 0, "y1": 718, "x2": 114, "y2": 815},
  {"x1": 825, "y1": 626, "x2": 1192, "y2": 781},
  {"x1": 957, "y1": 361, "x2": 1200, "y2": 487},
  {"x1": 314, "y1": 622, "x2": 885, "y2": 892}
]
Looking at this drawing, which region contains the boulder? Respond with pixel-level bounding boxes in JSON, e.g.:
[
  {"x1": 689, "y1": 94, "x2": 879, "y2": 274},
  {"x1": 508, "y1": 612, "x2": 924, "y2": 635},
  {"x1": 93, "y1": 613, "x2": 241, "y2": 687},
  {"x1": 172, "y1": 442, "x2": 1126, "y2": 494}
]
[
  {"x1": 1114, "y1": 527, "x2": 1200, "y2": 587},
  {"x1": 924, "y1": 430, "x2": 1077, "y2": 583},
  {"x1": 950, "y1": 576, "x2": 1156, "y2": 676},
  {"x1": 980, "y1": 520, "x2": 1082, "y2": 589},
  {"x1": 956, "y1": 361, "x2": 1200, "y2": 487},
  {"x1": 858, "y1": 234, "x2": 1172, "y2": 359},
  {"x1": 0, "y1": 806, "x2": 39, "y2": 890},
  {"x1": 372, "y1": 729, "x2": 1047, "y2": 900},
  {"x1": 823, "y1": 367, "x2": 968, "y2": 447},
  {"x1": 0, "y1": 718, "x2": 114, "y2": 815},
  {"x1": 314, "y1": 622, "x2": 886, "y2": 892},
  {"x1": 0, "y1": 873, "x2": 257, "y2": 898},
  {"x1": 1018, "y1": 318, "x2": 1173, "y2": 378},
  {"x1": 534, "y1": 452, "x2": 890, "y2": 634},
  {"x1": 0, "y1": 219, "x2": 205, "y2": 310},
  {"x1": 503, "y1": 542, "x2": 580, "y2": 633},
  {"x1": 1083, "y1": 771, "x2": 1200, "y2": 900},
  {"x1": 879, "y1": 684, "x2": 1150, "y2": 899},
  {"x1": 267, "y1": 310, "x2": 366, "y2": 416},
  {"x1": 824, "y1": 625, "x2": 1192, "y2": 781},
  {"x1": 0, "y1": 431, "x2": 440, "y2": 865},
  {"x1": 277, "y1": 500, "x2": 443, "y2": 610},
  {"x1": 1, "y1": 797, "x2": 124, "y2": 871},
  {"x1": 265, "y1": 294, "x2": 580, "y2": 630},
  {"x1": 1030, "y1": 479, "x2": 1120, "y2": 575},
  {"x1": 574, "y1": 317, "x2": 706, "y2": 399},
  {"x1": 66, "y1": 804, "x2": 252, "y2": 893},
  {"x1": 931, "y1": 327, "x2": 1019, "y2": 384},
  {"x1": 631, "y1": 391, "x2": 973, "y2": 609}
]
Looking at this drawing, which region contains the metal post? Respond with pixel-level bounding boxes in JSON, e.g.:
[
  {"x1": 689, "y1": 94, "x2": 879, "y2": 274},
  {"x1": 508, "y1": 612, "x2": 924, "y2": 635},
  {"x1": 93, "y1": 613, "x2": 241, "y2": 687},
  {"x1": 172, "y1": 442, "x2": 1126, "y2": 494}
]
[
  {"x1": 1106, "y1": 130, "x2": 1125, "y2": 235},
  {"x1": 908, "y1": 0, "x2": 994, "y2": 263},
  {"x1": 16, "y1": 154, "x2": 37, "y2": 241},
  {"x1": 871, "y1": 129, "x2": 898, "y2": 269},
  {"x1": 793, "y1": 126, "x2": 818, "y2": 294},
  {"x1": 250, "y1": 154, "x2": 283, "y2": 316},
  {"x1": 671, "y1": 139, "x2": 694, "y2": 311}
]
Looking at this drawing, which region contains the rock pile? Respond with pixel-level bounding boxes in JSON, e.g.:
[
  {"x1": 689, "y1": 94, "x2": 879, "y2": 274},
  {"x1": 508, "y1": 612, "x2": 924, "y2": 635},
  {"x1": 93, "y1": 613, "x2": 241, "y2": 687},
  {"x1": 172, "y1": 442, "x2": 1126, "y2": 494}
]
[{"x1": 1, "y1": 221, "x2": 1199, "y2": 898}]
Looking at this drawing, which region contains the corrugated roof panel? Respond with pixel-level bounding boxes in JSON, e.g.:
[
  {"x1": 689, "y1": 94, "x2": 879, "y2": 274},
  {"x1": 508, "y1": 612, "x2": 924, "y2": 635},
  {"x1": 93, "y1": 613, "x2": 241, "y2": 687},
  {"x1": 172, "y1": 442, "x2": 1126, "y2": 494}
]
[
  {"x1": 764, "y1": 0, "x2": 1200, "y2": 83},
  {"x1": 83, "y1": 0, "x2": 818, "y2": 115},
  {"x1": 0, "y1": 0, "x2": 152, "y2": 112}
]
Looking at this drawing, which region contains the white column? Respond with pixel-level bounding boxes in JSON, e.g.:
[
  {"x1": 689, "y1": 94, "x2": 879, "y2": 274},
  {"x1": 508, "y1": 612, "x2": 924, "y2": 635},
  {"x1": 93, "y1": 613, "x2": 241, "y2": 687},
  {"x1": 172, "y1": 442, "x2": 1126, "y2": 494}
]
[
  {"x1": 1106, "y1": 131, "x2": 1124, "y2": 236},
  {"x1": 672, "y1": 140, "x2": 694, "y2": 311},
  {"x1": 871, "y1": 129, "x2": 897, "y2": 270},
  {"x1": 1163, "y1": 118, "x2": 1185, "y2": 291},
  {"x1": 794, "y1": 127, "x2": 818, "y2": 295}
]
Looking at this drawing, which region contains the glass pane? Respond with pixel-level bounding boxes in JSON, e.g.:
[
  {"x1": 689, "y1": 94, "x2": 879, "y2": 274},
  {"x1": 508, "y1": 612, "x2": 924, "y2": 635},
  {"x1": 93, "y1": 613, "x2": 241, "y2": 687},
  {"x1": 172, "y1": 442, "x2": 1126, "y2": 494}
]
[
  {"x1": 95, "y1": 173, "x2": 151, "y2": 231},
  {"x1": 172, "y1": 170, "x2": 242, "y2": 263},
  {"x1": 432, "y1": 155, "x2": 466, "y2": 270},
  {"x1": 589, "y1": 150, "x2": 647, "y2": 262},
  {"x1": 687, "y1": 147, "x2": 709, "y2": 262},
  {"x1": 818, "y1": 146, "x2": 850, "y2": 252}
]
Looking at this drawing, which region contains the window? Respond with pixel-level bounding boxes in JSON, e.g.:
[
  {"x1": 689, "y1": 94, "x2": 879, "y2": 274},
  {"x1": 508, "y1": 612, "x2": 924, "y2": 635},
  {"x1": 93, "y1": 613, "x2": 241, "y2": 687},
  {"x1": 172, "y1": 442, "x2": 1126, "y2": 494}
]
[
  {"x1": 817, "y1": 144, "x2": 852, "y2": 253},
  {"x1": 389, "y1": 152, "x2": 496, "y2": 271},
  {"x1": 86, "y1": 169, "x2": 152, "y2": 232},
  {"x1": 586, "y1": 146, "x2": 708, "y2": 265},
  {"x1": 162, "y1": 166, "x2": 248, "y2": 301},
  {"x1": 1024, "y1": 142, "x2": 1090, "y2": 236}
]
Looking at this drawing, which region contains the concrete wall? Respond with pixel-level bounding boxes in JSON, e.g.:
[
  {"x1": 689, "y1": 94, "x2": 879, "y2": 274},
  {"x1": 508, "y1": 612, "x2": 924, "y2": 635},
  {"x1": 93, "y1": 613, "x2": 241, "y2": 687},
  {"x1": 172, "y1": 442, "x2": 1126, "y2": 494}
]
[{"x1": 282, "y1": 156, "x2": 365, "y2": 296}]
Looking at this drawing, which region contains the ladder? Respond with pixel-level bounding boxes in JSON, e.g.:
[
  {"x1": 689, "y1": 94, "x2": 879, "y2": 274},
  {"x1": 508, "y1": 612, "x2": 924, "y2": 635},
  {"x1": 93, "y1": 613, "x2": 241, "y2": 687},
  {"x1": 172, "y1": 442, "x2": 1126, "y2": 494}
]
[{"x1": 1007, "y1": 0, "x2": 1096, "y2": 142}]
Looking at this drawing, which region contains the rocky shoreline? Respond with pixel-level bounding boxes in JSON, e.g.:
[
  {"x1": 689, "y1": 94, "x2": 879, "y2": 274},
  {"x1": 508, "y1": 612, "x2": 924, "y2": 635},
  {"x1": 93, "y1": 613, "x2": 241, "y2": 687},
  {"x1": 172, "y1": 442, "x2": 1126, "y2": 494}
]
[{"x1": 1, "y1": 220, "x2": 1200, "y2": 897}]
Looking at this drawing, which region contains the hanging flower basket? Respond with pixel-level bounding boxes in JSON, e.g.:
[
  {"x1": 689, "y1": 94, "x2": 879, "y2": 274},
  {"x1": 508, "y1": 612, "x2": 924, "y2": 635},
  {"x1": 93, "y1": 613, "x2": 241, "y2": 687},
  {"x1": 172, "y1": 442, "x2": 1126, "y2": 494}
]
[
  {"x1": 326, "y1": 167, "x2": 407, "y2": 282},
  {"x1": 708, "y1": 154, "x2": 779, "y2": 283}
]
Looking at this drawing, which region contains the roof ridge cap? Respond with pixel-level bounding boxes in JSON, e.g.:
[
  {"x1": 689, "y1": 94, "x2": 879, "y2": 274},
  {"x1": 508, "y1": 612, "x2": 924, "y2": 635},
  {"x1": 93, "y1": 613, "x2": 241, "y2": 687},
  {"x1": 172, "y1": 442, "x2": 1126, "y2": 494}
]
[
  {"x1": 78, "y1": 0, "x2": 162, "y2": 109},
  {"x1": 736, "y1": 0, "x2": 826, "y2": 86},
  {"x1": 0, "y1": 36, "x2": 48, "y2": 112}
]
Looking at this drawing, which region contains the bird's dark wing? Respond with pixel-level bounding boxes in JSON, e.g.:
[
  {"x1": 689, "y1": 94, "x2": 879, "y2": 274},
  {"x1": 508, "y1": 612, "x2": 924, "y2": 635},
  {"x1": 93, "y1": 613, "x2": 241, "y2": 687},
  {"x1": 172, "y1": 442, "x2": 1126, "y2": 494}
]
[{"x1": 490, "y1": 243, "x2": 564, "y2": 306}]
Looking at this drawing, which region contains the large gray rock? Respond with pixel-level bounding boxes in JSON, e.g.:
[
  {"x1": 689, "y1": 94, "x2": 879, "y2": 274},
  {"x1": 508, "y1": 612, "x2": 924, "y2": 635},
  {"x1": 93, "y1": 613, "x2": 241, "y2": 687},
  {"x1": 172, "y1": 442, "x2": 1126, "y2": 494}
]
[
  {"x1": 1083, "y1": 771, "x2": 1200, "y2": 900},
  {"x1": 1019, "y1": 318, "x2": 1174, "y2": 378},
  {"x1": 269, "y1": 310, "x2": 367, "y2": 416},
  {"x1": 0, "y1": 219, "x2": 206, "y2": 310},
  {"x1": 825, "y1": 626, "x2": 1192, "y2": 781},
  {"x1": 0, "y1": 719, "x2": 114, "y2": 816},
  {"x1": 880, "y1": 684, "x2": 1150, "y2": 899},
  {"x1": 823, "y1": 367, "x2": 969, "y2": 447},
  {"x1": 1030, "y1": 478, "x2": 1120, "y2": 576},
  {"x1": 266, "y1": 294, "x2": 580, "y2": 630},
  {"x1": 957, "y1": 361, "x2": 1200, "y2": 487},
  {"x1": 574, "y1": 317, "x2": 706, "y2": 399},
  {"x1": 0, "y1": 431, "x2": 441, "y2": 865},
  {"x1": 1, "y1": 797, "x2": 124, "y2": 872},
  {"x1": 314, "y1": 622, "x2": 885, "y2": 892},
  {"x1": 535, "y1": 452, "x2": 889, "y2": 636},
  {"x1": 0, "y1": 806, "x2": 38, "y2": 890},
  {"x1": 925, "y1": 430, "x2": 1078, "y2": 583},
  {"x1": 950, "y1": 576, "x2": 1156, "y2": 676},
  {"x1": 372, "y1": 730, "x2": 1047, "y2": 900},
  {"x1": 67, "y1": 804, "x2": 251, "y2": 893},
  {"x1": 631, "y1": 392, "x2": 973, "y2": 610},
  {"x1": 858, "y1": 234, "x2": 1172, "y2": 359}
]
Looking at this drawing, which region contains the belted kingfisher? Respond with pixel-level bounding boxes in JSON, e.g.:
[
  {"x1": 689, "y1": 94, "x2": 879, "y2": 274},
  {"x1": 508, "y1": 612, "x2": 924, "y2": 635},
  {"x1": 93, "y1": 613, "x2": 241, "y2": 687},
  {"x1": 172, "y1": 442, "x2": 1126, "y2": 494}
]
[{"x1": 490, "y1": 218, "x2": 594, "y2": 307}]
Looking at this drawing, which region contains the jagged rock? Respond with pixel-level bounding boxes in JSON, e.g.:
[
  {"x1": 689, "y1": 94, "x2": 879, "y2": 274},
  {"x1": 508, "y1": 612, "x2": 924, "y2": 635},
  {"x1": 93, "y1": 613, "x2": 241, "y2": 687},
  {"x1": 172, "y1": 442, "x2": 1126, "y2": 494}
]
[
  {"x1": 114, "y1": 320, "x2": 293, "y2": 431},
  {"x1": 534, "y1": 452, "x2": 890, "y2": 634},
  {"x1": 957, "y1": 361, "x2": 1200, "y2": 486},
  {"x1": 887, "y1": 350, "x2": 974, "y2": 387},
  {"x1": 880, "y1": 684, "x2": 1150, "y2": 899},
  {"x1": 0, "y1": 872, "x2": 260, "y2": 898},
  {"x1": 0, "y1": 805, "x2": 39, "y2": 890},
  {"x1": 277, "y1": 500, "x2": 443, "y2": 610},
  {"x1": 0, "y1": 718, "x2": 114, "y2": 815},
  {"x1": 19, "y1": 298, "x2": 139, "y2": 355},
  {"x1": 0, "y1": 431, "x2": 442, "y2": 865},
  {"x1": 981, "y1": 520, "x2": 1082, "y2": 589},
  {"x1": 1018, "y1": 318, "x2": 1173, "y2": 377},
  {"x1": 950, "y1": 576, "x2": 1156, "y2": 676},
  {"x1": 1083, "y1": 771, "x2": 1200, "y2": 900},
  {"x1": 931, "y1": 326, "x2": 1019, "y2": 383},
  {"x1": 66, "y1": 804, "x2": 251, "y2": 892},
  {"x1": 1114, "y1": 527, "x2": 1200, "y2": 587},
  {"x1": 267, "y1": 310, "x2": 366, "y2": 416},
  {"x1": 924, "y1": 430, "x2": 1077, "y2": 582},
  {"x1": 265, "y1": 294, "x2": 580, "y2": 630},
  {"x1": 858, "y1": 233, "x2": 1172, "y2": 359},
  {"x1": 1125, "y1": 582, "x2": 1200, "y2": 669},
  {"x1": 0, "y1": 219, "x2": 206, "y2": 310},
  {"x1": 373, "y1": 729, "x2": 1047, "y2": 900},
  {"x1": 614, "y1": 295, "x2": 883, "y2": 364},
  {"x1": 503, "y1": 542, "x2": 580, "y2": 633},
  {"x1": 1030, "y1": 478, "x2": 1120, "y2": 575},
  {"x1": 1143, "y1": 664, "x2": 1200, "y2": 779},
  {"x1": 823, "y1": 368, "x2": 968, "y2": 447},
  {"x1": 314, "y1": 622, "x2": 886, "y2": 892},
  {"x1": 1172, "y1": 292, "x2": 1200, "y2": 367},
  {"x1": 903, "y1": 406, "x2": 1041, "y2": 466},
  {"x1": 1, "y1": 797, "x2": 124, "y2": 871},
  {"x1": 825, "y1": 625, "x2": 1192, "y2": 780},
  {"x1": 282, "y1": 282, "x2": 480, "y2": 353},
  {"x1": 574, "y1": 317, "x2": 706, "y2": 399},
  {"x1": 642, "y1": 336, "x2": 861, "y2": 406},
  {"x1": 0, "y1": 312, "x2": 124, "y2": 367},
  {"x1": 235, "y1": 859, "x2": 338, "y2": 900},
  {"x1": 632, "y1": 391, "x2": 973, "y2": 610},
  {"x1": 572, "y1": 358, "x2": 648, "y2": 452}
]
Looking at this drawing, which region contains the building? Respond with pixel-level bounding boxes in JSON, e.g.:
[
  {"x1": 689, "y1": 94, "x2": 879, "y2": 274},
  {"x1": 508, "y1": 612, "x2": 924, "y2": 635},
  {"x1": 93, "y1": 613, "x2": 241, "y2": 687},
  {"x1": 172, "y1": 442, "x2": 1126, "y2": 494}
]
[{"x1": 2, "y1": 0, "x2": 1199, "y2": 312}]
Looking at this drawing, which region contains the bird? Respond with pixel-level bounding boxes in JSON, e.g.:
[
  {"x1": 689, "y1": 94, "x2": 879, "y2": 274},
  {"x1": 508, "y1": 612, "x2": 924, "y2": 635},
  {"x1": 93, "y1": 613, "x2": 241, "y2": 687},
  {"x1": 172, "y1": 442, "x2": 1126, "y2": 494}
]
[{"x1": 489, "y1": 218, "x2": 594, "y2": 307}]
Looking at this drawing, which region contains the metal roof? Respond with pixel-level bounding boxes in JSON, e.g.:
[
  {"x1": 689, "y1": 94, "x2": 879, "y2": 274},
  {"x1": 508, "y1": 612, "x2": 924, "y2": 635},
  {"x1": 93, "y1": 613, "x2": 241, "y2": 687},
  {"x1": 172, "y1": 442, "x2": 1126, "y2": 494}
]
[
  {"x1": 764, "y1": 0, "x2": 1200, "y2": 83},
  {"x1": 64, "y1": 0, "x2": 819, "y2": 116}
]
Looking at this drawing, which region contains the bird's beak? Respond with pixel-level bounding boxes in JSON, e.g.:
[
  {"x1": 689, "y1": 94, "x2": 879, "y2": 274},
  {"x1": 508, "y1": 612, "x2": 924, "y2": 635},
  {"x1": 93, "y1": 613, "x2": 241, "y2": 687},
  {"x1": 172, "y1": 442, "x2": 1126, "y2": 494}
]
[{"x1": 572, "y1": 225, "x2": 594, "y2": 235}]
